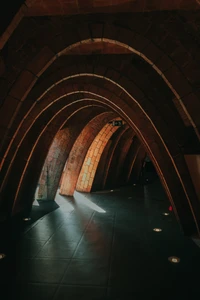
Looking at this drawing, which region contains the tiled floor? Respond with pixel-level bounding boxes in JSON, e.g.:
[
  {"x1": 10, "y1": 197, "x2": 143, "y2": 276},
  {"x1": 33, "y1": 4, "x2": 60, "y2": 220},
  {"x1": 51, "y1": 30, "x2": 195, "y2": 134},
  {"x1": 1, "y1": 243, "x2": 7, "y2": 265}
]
[{"x1": 1, "y1": 180, "x2": 200, "y2": 299}]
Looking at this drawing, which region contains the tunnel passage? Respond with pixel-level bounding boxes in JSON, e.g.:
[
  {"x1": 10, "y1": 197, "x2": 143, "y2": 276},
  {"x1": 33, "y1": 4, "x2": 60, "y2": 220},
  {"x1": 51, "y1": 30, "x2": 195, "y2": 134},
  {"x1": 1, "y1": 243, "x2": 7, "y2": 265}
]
[{"x1": 0, "y1": 8, "x2": 200, "y2": 238}]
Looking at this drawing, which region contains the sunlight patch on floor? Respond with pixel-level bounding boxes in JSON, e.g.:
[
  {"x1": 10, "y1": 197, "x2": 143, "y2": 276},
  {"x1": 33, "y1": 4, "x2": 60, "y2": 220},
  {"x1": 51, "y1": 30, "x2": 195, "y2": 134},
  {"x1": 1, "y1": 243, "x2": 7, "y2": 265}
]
[
  {"x1": 74, "y1": 190, "x2": 106, "y2": 213},
  {"x1": 55, "y1": 190, "x2": 74, "y2": 213}
]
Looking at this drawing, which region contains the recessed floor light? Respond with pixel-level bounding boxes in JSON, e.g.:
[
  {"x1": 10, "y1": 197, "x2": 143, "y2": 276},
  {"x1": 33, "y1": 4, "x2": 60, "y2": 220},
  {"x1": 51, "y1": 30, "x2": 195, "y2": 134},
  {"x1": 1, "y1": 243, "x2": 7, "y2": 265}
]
[
  {"x1": 128, "y1": 197, "x2": 132, "y2": 199},
  {"x1": 0, "y1": 253, "x2": 6, "y2": 260},
  {"x1": 163, "y1": 212, "x2": 169, "y2": 216},
  {"x1": 23, "y1": 217, "x2": 31, "y2": 221},
  {"x1": 153, "y1": 228, "x2": 162, "y2": 232},
  {"x1": 133, "y1": 184, "x2": 136, "y2": 186},
  {"x1": 110, "y1": 190, "x2": 113, "y2": 192},
  {"x1": 168, "y1": 256, "x2": 180, "y2": 263}
]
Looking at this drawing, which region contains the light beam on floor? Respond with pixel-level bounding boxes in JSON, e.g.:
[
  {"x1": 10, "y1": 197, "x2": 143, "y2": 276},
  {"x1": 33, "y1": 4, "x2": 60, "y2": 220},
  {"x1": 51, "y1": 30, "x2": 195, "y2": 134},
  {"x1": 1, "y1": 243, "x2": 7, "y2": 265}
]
[
  {"x1": 74, "y1": 191, "x2": 106, "y2": 213},
  {"x1": 32, "y1": 199, "x2": 40, "y2": 206},
  {"x1": 55, "y1": 190, "x2": 74, "y2": 212}
]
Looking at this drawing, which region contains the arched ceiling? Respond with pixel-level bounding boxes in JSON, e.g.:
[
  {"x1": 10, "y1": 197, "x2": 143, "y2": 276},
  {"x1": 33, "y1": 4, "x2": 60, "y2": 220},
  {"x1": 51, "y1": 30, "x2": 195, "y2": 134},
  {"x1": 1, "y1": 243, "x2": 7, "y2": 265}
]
[
  {"x1": 1, "y1": 2, "x2": 200, "y2": 237},
  {"x1": 26, "y1": 0, "x2": 200, "y2": 16}
]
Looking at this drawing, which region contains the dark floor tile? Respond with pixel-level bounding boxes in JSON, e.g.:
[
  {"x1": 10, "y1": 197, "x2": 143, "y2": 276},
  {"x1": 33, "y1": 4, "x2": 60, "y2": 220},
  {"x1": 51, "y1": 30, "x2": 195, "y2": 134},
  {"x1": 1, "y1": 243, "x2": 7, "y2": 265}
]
[
  {"x1": 86, "y1": 221, "x2": 113, "y2": 233},
  {"x1": 107, "y1": 287, "x2": 140, "y2": 300},
  {"x1": 25, "y1": 226, "x2": 55, "y2": 241},
  {"x1": 62, "y1": 259, "x2": 109, "y2": 286},
  {"x1": 59, "y1": 219, "x2": 85, "y2": 228},
  {"x1": 82, "y1": 231, "x2": 113, "y2": 245},
  {"x1": 108, "y1": 286, "x2": 197, "y2": 300},
  {"x1": 58, "y1": 223, "x2": 85, "y2": 234},
  {"x1": 49, "y1": 232, "x2": 81, "y2": 244},
  {"x1": 16, "y1": 239, "x2": 47, "y2": 258},
  {"x1": 50, "y1": 228, "x2": 83, "y2": 243},
  {"x1": 54, "y1": 285, "x2": 106, "y2": 300},
  {"x1": 17, "y1": 258, "x2": 70, "y2": 283},
  {"x1": 109, "y1": 260, "x2": 153, "y2": 288},
  {"x1": 92, "y1": 212, "x2": 115, "y2": 221},
  {"x1": 73, "y1": 241, "x2": 111, "y2": 259},
  {"x1": 36, "y1": 241, "x2": 77, "y2": 258},
  {"x1": 107, "y1": 287, "x2": 164, "y2": 300},
  {"x1": 38, "y1": 219, "x2": 63, "y2": 229},
  {"x1": 5, "y1": 181, "x2": 200, "y2": 299},
  {"x1": 14, "y1": 283, "x2": 57, "y2": 300},
  {"x1": 69, "y1": 210, "x2": 93, "y2": 221}
]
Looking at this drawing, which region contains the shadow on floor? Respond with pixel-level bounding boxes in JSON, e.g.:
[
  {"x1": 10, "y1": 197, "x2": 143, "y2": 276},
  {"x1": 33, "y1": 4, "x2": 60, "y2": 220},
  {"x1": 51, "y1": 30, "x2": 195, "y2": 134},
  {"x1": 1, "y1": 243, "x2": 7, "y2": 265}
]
[{"x1": 30, "y1": 200, "x2": 59, "y2": 226}]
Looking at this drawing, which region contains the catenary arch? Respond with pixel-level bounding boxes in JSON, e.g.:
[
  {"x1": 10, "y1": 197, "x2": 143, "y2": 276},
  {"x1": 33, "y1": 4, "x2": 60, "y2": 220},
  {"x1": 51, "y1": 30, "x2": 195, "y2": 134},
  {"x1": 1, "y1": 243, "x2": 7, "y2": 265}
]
[
  {"x1": 37, "y1": 105, "x2": 109, "y2": 202},
  {"x1": 27, "y1": 54, "x2": 191, "y2": 144},
  {"x1": 0, "y1": 54, "x2": 189, "y2": 191},
  {"x1": 0, "y1": 91, "x2": 121, "y2": 193},
  {"x1": 16, "y1": 72, "x2": 194, "y2": 184},
  {"x1": 0, "y1": 48, "x2": 197, "y2": 221},
  {"x1": 128, "y1": 146, "x2": 146, "y2": 185},
  {"x1": 0, "y1": 75, "x2": 188, "y2": 199},
  {"x1": 60, "y1": 113, "x2": 118, "y2": 196},
  {"x1": 9, "y1": 102, "x2": 115, "y2": 215},
  {"x1": 0, "y1": 21, "x2": 200, "y2": 234},
  {"x1": 0, "y1": 100, "x2": 107, "y2": 209},
  {"x1": 0, "y1": 56, "x2": 189, "y2": 179},
  {"x1": 91, "y1": 124, "x2": 132, "y2": 192},
  {"x1": 76, "y1": 121, "x2": 122, "y2": 193},
  {"x1": 1, "y1": 22, "x2": 200, "y2": 163},
  {"x1": 127, "y1": 143, "x2": 143, "y2": 184},
  {"x1": 102, "y1": 124, "x2": 131, "y2": 190},
  {"x1": 0, "y1": 66, "x2": 198, "y2": 232},
  {"x1": 105, "y1": 128, "x2": 135, "y2": 189},
  {"x1": 60, "y1": 38, "x2": 199, "y2": 136},
  {"x1": 0, "y1": 72, "x2": 199, "y2": 234}
]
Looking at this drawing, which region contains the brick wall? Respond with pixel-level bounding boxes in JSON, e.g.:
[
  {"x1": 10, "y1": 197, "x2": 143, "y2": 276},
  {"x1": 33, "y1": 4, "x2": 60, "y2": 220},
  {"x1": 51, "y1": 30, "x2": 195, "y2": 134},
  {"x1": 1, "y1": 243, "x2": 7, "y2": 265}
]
[{"x1": 76, "y1": 123, "x2": 118, "y2": 192}]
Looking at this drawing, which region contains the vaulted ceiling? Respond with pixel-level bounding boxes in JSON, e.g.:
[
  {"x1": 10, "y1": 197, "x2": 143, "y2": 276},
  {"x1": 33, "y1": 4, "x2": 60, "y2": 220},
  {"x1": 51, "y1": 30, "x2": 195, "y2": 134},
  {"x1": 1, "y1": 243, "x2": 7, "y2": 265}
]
[{"x1": 1, "y1": 0, "x2": 200, "y2": 236}]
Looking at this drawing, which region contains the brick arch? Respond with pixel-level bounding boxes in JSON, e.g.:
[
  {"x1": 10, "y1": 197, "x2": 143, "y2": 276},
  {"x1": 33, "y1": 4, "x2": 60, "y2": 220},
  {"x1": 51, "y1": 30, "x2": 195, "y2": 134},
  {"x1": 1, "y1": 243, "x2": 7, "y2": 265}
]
[
  {"x1": 0, "y1": 47, "x2": 195, "y2": 206},
  {"x1": 10, "y1": 71, "x2": 188, "y2": 177},
  {"x1": 76, "y1": 121, "x2": 120, "y2": 193},
  {"x1": 33, "y1": 81, "x2": 200, "y2": 236},
  {"x1": 126, "y1": 138, "x2": 143, "y2": 184},
  {"x1": 59, "y1": 38, "x2": 198, "y2": 131},
  {"x1": 128, "y1": 146, "x2": 146, "y2": 185},
  {"x1": 1, "y1": 58, "x2": 187, "y2": 176},
  {"x1": 100, "y1": 124, "x2": 131, "y2": 190},
  {"x1": 60, "y1": 112, "x2": 117, "y2": 196},
  {"x1": 1, "y1": 18, "x2": 200, "y2": 159},
  {"x1": 91, "y1": 140, "x2": 113, "y2": 192},
  {"x1": 1, "y1": 54, "x2": 188, "y2": 191},
  {"x1": 0, "y1": 72, "x2": 199, "y2": 234},
  {"x1": 105, "y1": 128, "x2": 135, "y2": 189},
  {"x1": 0, "y1": 91, "x2": 124, "y2": 196},
  {"x1": 120, "y1": 136, "x2": 143, "y2": 185},
  {"x1": 1, "y1": 101, "x2": 111, "y2": 216},
  {"x1": 42, "y1": 36, "x2": 200, "y2": 134},
  {"x1": 37, "y1": 106, "x2": 107, "y2": 202}
]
